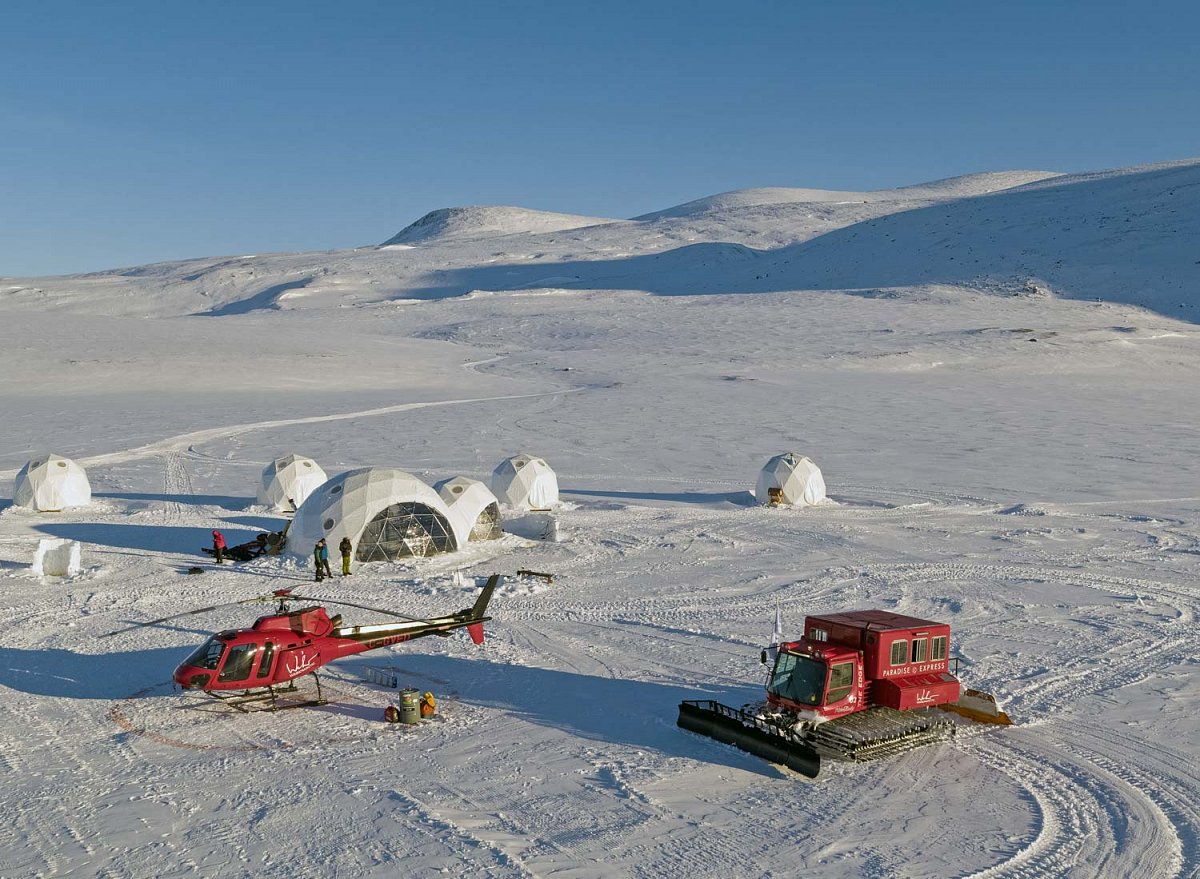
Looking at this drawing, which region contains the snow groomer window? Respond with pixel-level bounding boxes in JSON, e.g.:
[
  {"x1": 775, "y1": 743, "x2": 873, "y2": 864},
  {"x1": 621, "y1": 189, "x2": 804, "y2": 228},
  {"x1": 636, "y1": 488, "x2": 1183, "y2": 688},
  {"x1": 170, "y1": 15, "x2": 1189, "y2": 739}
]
[
  {"x1": 931, "y1": 636, "x2": 947, "y2": 661},
  {"x1": 911, "y1": 638, "x2": 928, "y2": 663},
  {"x1": 827, "y1": 662, "x2": 854, "y2": 702},
  {"x1": 890, "y1": 639, "x2": 908, "y2": 666},
  {"x1": 810, "y1": 628, "x2": 829, "y2": 642}
]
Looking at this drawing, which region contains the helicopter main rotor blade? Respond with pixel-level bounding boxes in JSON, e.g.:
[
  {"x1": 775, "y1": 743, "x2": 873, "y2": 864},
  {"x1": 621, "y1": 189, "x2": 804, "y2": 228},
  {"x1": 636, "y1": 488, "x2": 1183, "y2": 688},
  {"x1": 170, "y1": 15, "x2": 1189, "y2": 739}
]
[
  {"x1": 99, "y1": 593, "x2": 278, "y2": 638},
  {"x1": 286, "y1": 596, "x2": 434, "y2": 625}
]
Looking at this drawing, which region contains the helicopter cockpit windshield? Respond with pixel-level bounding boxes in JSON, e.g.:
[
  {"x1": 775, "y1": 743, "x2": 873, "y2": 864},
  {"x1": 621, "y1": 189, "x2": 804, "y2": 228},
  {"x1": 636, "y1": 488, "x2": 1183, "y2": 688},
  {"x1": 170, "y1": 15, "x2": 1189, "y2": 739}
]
[
  {"x1": 182, "y1": 632, "x2": 234, "y2": 670},
  {"x1": 768, "y1": 650, "x2": 828, "y2": 707}
]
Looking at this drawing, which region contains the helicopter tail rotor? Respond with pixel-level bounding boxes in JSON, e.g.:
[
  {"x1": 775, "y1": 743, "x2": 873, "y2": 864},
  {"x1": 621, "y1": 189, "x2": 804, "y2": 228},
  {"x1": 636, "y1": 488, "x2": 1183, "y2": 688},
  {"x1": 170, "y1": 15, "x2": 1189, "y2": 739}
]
[
  {"x1": 462, "y1": 574, "x2": 500, "y2": 644},
  {"x1": 470, "y1": 574, "x2": 501, "y2": 619}
]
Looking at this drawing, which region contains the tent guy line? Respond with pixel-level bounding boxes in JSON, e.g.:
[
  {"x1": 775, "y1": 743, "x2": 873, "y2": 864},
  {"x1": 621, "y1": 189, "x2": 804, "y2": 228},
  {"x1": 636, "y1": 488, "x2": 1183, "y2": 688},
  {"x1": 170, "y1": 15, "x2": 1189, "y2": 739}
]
[{"x1": 0, "y1": 388, "x2": 584, "y2": 480}]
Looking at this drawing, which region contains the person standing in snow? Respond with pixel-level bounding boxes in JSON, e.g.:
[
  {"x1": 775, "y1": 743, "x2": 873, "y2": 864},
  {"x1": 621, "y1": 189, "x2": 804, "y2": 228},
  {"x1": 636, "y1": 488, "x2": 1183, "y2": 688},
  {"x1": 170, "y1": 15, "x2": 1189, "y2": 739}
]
[
  {"x1": 339, "y1": 536, "x2": 353, "y2": 576},
  {"x1": 314, "y1": 538, "x2": 332, "y2": 581},
  {"x1": 212, "y1": 530, "x2": 226, "y2": 564}
]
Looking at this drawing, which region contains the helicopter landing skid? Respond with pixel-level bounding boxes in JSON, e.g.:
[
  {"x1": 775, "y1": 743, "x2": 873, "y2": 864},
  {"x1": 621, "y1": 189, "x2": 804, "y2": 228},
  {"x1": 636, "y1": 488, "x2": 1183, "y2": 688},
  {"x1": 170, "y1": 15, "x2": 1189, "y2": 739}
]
[{"x1": 208, "y1": 674, "x2": 328, "y2": 713}]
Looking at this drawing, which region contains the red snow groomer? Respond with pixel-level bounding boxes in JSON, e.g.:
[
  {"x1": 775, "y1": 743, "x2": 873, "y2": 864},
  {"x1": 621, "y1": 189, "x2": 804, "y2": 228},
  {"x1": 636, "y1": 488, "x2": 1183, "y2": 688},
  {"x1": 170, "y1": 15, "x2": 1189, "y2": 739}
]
[{"x1": 678, "y1": 609, "x2": 1010, "y2": 778}]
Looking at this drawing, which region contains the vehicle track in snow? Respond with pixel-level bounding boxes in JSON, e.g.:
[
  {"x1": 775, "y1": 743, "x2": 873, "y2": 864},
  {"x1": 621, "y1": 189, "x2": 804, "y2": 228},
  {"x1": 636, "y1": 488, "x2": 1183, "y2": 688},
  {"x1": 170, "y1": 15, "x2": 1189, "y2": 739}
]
[
  {"x1": 958, "y1": 732, "x2": 1187, "y2": 879},
  {"x1": 0, "y1": 388, "x2": 586, "y2": 481}
]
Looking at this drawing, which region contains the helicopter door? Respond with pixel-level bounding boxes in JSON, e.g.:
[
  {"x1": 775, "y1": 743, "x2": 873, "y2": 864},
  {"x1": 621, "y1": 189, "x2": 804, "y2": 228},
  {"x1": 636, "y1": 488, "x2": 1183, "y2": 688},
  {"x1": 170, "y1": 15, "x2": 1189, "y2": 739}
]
[
  {"x1": 256, "y1": 641, "x2": 275, "y2": 679},
  {"x1": 217, "y1": 644, "x2": 258, "y2": 683}
]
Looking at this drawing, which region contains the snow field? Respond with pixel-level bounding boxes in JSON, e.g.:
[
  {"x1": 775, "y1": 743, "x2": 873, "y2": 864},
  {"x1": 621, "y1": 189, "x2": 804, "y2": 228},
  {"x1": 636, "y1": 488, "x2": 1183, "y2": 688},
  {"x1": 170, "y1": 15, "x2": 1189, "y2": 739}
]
[{"x1": 0, "y1": 160, "x2": 1197, "y2": 877}]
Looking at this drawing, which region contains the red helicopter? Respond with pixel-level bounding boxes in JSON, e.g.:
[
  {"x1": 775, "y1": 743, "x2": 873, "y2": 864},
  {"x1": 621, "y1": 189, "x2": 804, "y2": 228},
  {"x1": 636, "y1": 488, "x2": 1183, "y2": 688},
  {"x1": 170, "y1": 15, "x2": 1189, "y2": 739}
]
[{"x1": 104, "y1": 574, "x2": 499, "y2": 710}]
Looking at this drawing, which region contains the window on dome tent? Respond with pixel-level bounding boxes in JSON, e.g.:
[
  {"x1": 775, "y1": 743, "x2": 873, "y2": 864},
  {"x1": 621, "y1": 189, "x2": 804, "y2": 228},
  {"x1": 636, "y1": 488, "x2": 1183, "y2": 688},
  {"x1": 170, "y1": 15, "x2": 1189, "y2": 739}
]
[{"x1": 356, "y1": 502, "x2": 457, "y2": 561}]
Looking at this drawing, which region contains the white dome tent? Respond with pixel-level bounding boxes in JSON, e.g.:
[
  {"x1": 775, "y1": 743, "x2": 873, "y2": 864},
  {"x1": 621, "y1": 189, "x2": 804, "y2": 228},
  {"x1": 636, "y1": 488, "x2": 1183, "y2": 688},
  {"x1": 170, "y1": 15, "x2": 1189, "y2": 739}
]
[
  {"x1": 257, "y1": 453, "x2": 327, "y2": 512},
  {"x1": 289, "y1": 468, "x2": 458, "y2": 563},
  {"x1": 756, "y1": 453, "x2": 826, "y2": 507},
  {"x1": 435, "y1": 476, "x2": 503, "y2": 544},
  {"x1": 14, "y1": 454, "x2": 92, "y2": 512},
  {"x1": 491, "y1": 454, "x2": 559, "y2": 511}
]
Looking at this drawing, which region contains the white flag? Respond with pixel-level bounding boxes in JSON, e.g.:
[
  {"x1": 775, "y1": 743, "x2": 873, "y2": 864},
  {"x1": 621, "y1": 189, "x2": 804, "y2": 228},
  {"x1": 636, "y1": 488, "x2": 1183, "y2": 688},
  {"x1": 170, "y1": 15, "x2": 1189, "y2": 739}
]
[{"x1": 766, "y1": 603, "x2": 784, "y2": 663}]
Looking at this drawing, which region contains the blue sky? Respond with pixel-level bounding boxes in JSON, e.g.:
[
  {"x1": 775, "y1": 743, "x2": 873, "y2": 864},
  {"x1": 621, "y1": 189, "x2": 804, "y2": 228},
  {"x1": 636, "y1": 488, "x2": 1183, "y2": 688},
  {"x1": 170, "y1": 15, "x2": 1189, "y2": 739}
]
[{"x1": 3, "y1": 1, "x2": 1197, "y2": 276}]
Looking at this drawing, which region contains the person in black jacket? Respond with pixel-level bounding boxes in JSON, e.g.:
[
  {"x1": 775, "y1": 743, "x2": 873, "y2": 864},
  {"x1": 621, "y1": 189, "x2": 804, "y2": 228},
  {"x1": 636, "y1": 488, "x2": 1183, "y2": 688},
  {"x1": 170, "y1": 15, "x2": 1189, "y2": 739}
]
[{"x1": 339, "y1": 536, "x2": 353, "y2": 576}]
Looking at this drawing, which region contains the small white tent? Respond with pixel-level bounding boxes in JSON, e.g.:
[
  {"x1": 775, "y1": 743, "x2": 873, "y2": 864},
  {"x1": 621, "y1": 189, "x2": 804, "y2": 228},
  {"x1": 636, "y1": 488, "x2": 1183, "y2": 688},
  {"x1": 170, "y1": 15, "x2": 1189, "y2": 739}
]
[
  {"x1": 14, "y1": 454, "x2": 92, "y2": 511},
  {"x1": 756, "y1": 453, "x2": 826, "y2": 507},
  {"x1": 491, "y1": 454, "x2": 559, "y2": 510},
  {"x1": 257, "y1": 454, "x2": 327, "y2": 512},
  {"x1": 289, "y1": 468, "x2": 458, "y2": 562},
  {"x1": 435, "y1": 476, "x2": 503, "y2": 545}
]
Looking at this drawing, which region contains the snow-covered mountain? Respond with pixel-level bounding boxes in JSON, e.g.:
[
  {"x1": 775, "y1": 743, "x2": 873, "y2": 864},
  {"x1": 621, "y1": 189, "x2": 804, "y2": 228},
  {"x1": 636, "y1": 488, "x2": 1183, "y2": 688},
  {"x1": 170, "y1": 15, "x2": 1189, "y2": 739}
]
[
  {"x1": 382, "y1": 205, "x2": 624, "y2": 245},
  {"x1": 2, "y1": 161, "x2": 1195, "y2": 320},
  {"x1": 753, "y1": 159, "x2": 1200, "y2": 316},
  {"x1": 633, "y1": 170, "x2": 1061, "y2": 220}
]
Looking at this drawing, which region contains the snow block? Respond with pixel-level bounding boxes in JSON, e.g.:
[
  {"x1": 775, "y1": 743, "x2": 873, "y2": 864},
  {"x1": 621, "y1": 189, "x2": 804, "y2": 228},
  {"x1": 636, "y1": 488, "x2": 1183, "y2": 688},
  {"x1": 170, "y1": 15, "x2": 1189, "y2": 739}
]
[
  {"x1": 502, "y1": 512, "x2": 561, "y2": 542},
  {"x1": 32, "y1": 538, "x2": 82, "y2": 577}
]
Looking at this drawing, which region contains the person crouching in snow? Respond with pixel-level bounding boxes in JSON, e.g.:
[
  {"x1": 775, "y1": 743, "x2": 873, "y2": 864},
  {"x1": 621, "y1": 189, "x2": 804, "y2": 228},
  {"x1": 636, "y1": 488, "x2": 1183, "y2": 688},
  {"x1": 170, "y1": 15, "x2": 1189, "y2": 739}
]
[
  {"x1": 339, "y1": 536, "x2": 353, "y2": 576},
  {"x1": 314, "y1": 538, "x2": 333, "y2": 581},
  {"x1": 212, "y1": 530, "x2": 226, "y2": 564}
]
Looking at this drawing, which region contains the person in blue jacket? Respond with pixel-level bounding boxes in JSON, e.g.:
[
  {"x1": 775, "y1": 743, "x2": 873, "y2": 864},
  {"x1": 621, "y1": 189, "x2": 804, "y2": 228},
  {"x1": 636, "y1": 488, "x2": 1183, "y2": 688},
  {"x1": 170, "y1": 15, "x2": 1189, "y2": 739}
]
[{"x1": 314, "y1": 538, "x2": 333, "y2": 581}]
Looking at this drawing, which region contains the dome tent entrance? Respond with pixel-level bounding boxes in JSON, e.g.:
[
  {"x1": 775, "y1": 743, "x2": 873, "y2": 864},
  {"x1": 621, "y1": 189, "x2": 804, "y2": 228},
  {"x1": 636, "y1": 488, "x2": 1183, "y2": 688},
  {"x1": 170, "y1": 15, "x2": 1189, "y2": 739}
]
[
  {"x1": 357, "y1": 501, "x2": 455, "y2": 561},
  {"x1": 14, "y1": 454, "x2": 92, "y2": 512},
  {"x1": 756, "y1": 453, "x2": 826, "y2": 507},
  {"x1": 436, "y1": 476, "x2": 503, "y2": 543},
  {"x1": 289, "y1": 469, "x2": 459, "y2": 563},
  {"x1": 257, "y1": 453, "x2": 327, "y2": 512},
  {"x1": 491, "y1": 454, "x2": 559, "y2": 511}
]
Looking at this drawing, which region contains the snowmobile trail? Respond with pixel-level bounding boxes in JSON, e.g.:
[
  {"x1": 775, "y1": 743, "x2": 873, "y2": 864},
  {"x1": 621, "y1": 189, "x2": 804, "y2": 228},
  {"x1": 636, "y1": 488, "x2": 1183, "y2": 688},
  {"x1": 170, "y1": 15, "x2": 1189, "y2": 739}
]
[{"x1": 0, "y1": 388, "x2": 585, "y2": 480}]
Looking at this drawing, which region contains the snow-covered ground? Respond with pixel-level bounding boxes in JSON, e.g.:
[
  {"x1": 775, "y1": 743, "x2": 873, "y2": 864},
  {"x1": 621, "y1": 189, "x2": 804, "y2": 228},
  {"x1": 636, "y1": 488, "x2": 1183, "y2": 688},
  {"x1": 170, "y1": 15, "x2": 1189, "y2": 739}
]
[{"x1": 1, "y1": 160, "x2": 1198, "y2": 878}]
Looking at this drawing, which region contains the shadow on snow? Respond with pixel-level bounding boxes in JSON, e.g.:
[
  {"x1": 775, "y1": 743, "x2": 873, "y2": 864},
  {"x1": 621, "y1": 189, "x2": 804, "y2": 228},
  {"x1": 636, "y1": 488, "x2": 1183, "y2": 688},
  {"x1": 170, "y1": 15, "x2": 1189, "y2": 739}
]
[
  {"x1": 33, "y1": 522, "x2": 266, "y2": 555},
  {"x1": 0, "y1": 644, "x2": 193, "y2": 700},
  {"x1": 346, "y1": 654, "x2": 781, "y2": 778},
  {"x1": 565, "y1": 487, "x2": 756, "y2": 507}
]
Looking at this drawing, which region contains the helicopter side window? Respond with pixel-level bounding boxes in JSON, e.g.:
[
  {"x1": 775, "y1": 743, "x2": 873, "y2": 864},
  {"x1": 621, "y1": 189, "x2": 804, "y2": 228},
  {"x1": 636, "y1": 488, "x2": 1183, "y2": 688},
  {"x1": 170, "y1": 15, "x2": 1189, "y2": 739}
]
[
  {"x1": 184, "y1": 637, "x2": 226, "y2": 670},
  {"x1": 256, "y1": 642, "x2": 275, "y2": 679},
  {"x1": 218, "y1": 644, "x2": 258, "y2": 683}
]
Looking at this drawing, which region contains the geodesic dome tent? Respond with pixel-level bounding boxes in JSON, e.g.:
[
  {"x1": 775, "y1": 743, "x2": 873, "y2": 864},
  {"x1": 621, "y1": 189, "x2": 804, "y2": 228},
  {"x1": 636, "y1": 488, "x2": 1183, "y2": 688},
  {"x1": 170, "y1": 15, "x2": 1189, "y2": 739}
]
[
  {"x1": 435, "y1": 476, "x2": 503, "y2": 544},
  {"x1": 756, "y1": 453, "x2": 826, "y2": 507},
  {"x1": 491, "y1": 454, "x2": 559, "y2": 510},
  {"x1": 257, "y1": 453, "x2": 327, "y2": 512},
  {"x1": 14, "y1": 454, "x2": 92, "y2": 511},
  {"x1": 288, "y1": 468, "x2": 458, "y2": 562}
]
